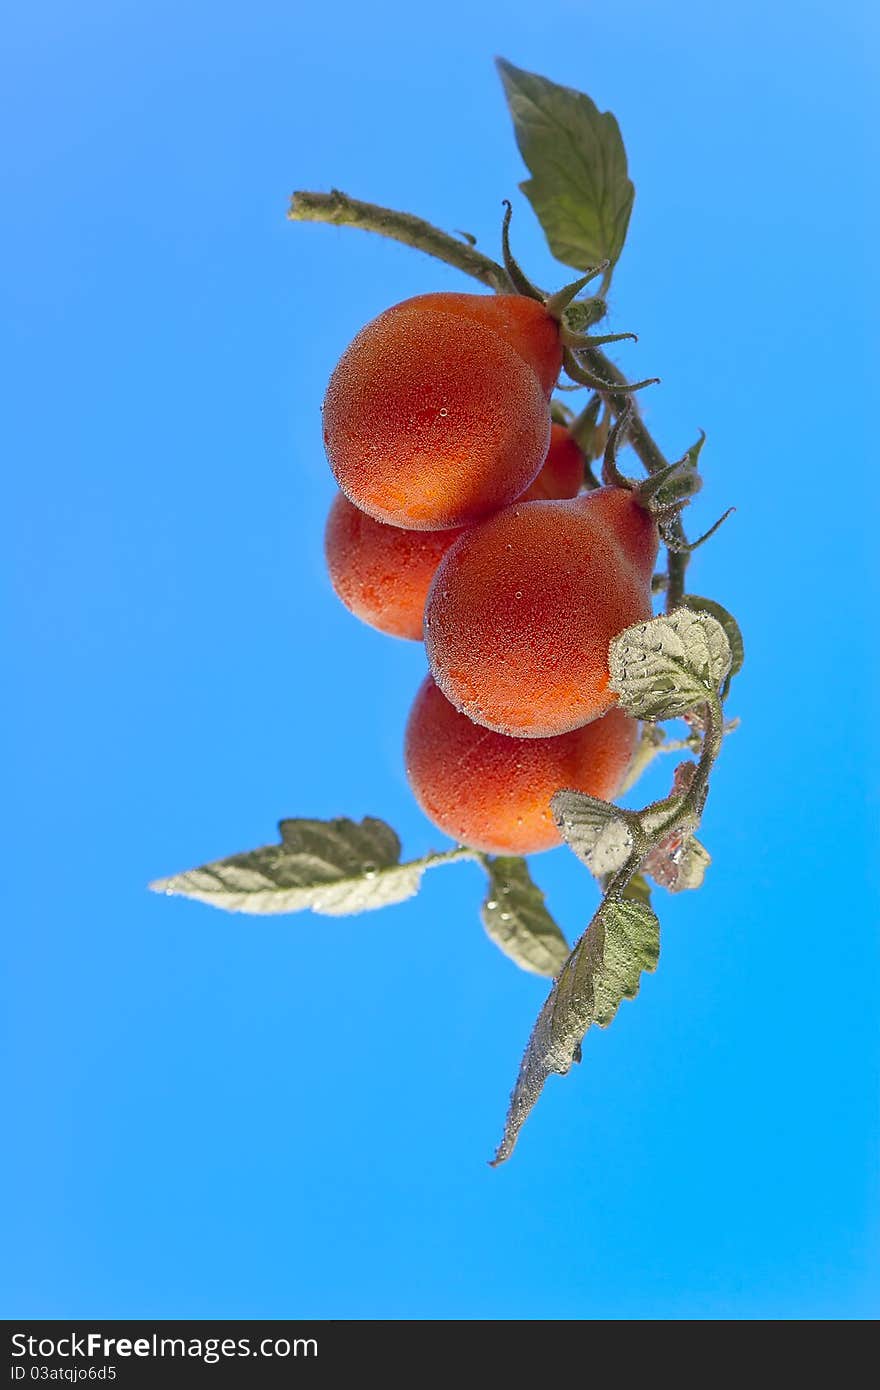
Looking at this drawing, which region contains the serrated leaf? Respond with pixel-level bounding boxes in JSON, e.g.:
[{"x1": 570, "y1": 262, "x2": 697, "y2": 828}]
[
  {"x1": 492, "y1": 897, "x2": 660, "y2": 1165},
  {"x1": 150, "y1": 816, "x2": 445, "y2": 917},
  {"x1": 638, "y1": 793, "x2": 687, "y2": 840},
  {"x1": 644, "y1": 832, "x2": 710, "y2": 893},
  {"x1": 551, "y1": 789, "x2": 634, "y2": 876},
  {"x1": 497, "y1": 59, "x2": 634, "y2": 272},
  {"x1": 481, "y1": 857, "x2": 569, "y2": 977},
  {"x1": 609, "y1": 609, "x2": 732, "y2": 721},
  {"x1": 681, "y1": 595, "x2": 744, "y2": 698}
]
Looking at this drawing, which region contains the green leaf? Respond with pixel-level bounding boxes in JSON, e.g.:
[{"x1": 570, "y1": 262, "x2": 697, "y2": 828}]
[
  {"x1": 638, "y1": 794, "x2": 688, "y2": 841},
  {"x1": 481, "y1": 857, "x2": 569, "y2": 977},
  {"x1": 150, "y1": 816, "x2": 462, "y2": 917},
  {"x1": 681, "y1": 595, "x2": 745, "y2": 697},
  {"x1": 609, "y1": 608, "x2": 732, "y2": 721},
  {"x1": 497, "y1": 58, "x2": 634, "y2": 273},
  {"x1": 492, "y1": 897, "x2": 660, "y2": 1165},
  {"x1": 551, "y1": 789, "x2": 634, "y2": 877},
  {"x1": 644, "y1": 832, "x2": 710, "y2": 893}
]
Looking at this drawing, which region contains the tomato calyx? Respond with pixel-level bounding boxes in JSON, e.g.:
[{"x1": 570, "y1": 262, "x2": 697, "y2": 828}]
[
  {"x1": 634, "y1": 454, "x2": 704, "y2": 512},
  {"x1": 600, "y1": 403, "x2": 701, "y2": 517},
  {"x1": 499, "y1": 200, "x2": 545, "y2": 302},
  {"x1": 544, "y1": 266, "x2": 608, "y2": 320},
  {"x1": 562, "y1": 347, "x2": 659, "y2": 396},
  {"x1": 498, "y1": 202, "x2": 637, "y2": 356},
  {"x1": 596, "y1": 406, "x2": 735, "y2": 551},
  {"x1": 568, "y1": 392, "x2": 605, "y2": 455}
]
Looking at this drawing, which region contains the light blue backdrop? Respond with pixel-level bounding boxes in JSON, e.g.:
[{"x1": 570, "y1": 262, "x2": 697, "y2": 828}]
[{"x1": 3, "y1": 0, "x2": 877, "y2": 1319}]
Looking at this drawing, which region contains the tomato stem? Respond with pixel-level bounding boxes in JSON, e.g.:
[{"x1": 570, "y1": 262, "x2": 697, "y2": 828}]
[
  {"x1": 603, "y1": 691, "x2": 724, "y2": 906},
  {"x1": 289, "y1": 189, "x2": 511, "y2": 291}
]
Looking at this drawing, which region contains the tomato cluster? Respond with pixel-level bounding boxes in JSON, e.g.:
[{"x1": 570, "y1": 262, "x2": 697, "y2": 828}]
[{"x1": 322, "y1": 291, "x2": 657, "y2": 855}]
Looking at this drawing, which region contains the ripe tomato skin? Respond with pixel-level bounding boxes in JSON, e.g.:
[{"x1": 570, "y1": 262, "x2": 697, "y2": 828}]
[
  {"x1": 424, "y1": 487, "x2": 659, "y2": 738},
  {"x1": 520, "y1": 423, "x2": 584, "y2": 500},
  {"x1": 323, "y1": 302, "x2": 552, "y2": 530},
  {"x1": 324, "y1": 493, "x2": 464, "y2": 641},
  {"x1": 392, "y1": 292, "x2": 564, "y2": 398},
  {"x1": 404, "y1": 676, "x2": 637, "y2": 855}
]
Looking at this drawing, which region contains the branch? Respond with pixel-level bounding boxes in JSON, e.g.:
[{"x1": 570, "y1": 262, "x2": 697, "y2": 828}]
[
  {"x1": 576, "y1": 348, "x2": 668, "y2": 476},
  {"x1": 601, "y1": 692, "x2": 722, "y2": 905},
  {"x1": 665, "y1": 546, "x2": 689, "y2": 612},
  {"x1": 289, "y1": 190, "x2": 510, "y2": 292}
]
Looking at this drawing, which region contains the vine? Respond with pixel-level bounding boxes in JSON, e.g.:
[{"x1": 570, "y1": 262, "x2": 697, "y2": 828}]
[{"x1": 153, "y1": 59, "x2": 743, "y2": 1164}]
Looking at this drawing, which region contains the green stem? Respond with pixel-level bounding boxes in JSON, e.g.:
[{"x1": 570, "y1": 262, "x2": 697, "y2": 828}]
[
  {"x1": 605, "y1": 692, "x2": 723, "y2": 902},
  {"x1": 576, "y1": 348, "x2": 668, "y2": 477},
  {"x1": 665, "y1": 548, "x2": 689, "y2": 611},
  {"x1": 685, "y1": 692, "x2": 724, "y2": 804},
  {"x1": 289, "y1": 190, "x2": 510, "y2": 292},
  {"x1": 576, "y1": 345, "x2": 689, "y2": 606}
]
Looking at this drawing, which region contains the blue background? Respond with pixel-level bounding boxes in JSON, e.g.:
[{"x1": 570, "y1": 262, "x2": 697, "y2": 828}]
[{"x1": 3, "y1": 0, "x2": 877, "y2": 1320}]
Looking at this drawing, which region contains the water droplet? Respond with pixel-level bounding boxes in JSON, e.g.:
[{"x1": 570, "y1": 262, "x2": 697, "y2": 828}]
[
  {"x1": 486, "y1": 899, "x2": 498, "y2": 910},
  {"x1": 499, "y1": 911, "x2": 511, "y2": 922},
  {"x1": 439, "y1": 407, "x2": 448, "y2": 417},
  {"x1": 515, "y1": 591, "x2": 523, "y2": 600}
]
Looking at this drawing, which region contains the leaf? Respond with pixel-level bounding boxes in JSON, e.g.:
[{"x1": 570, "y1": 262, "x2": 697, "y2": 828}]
[
  {"x1": 637, "y1": 797, "x2": 685, "y2": 842},
  {"x1": 609, "y1": 609, "x2": 732, "y2": 721},
  {"x1": 497, "y1": 58, "x2": 634, "y2": 273},
  {"x1": 150, "y1": 816, "x2": 453, "y2": 917},
  {"x1": 492, "y1": 897, "x2": 660, "y2": 1165},
  {"x1": 551, "y1": 789, "x2": 634, "y2": 877},
  {"x1": 681, "y1": 595, "x2": 745, "y2": 697},
  {"x1": 481, "y1": 857, "x2": 569, "y2": 977},
  {"x1": 644, "y1": 832, "x2": 710, "y2": 893}
]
